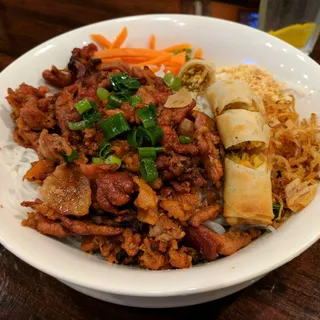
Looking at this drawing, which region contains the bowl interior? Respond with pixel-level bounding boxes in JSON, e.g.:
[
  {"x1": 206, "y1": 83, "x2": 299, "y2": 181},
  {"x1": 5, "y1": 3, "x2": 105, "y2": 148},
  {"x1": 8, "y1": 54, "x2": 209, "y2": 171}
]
[{"x1": 0, "y1": 14, "x2": 319, "y2": 296}]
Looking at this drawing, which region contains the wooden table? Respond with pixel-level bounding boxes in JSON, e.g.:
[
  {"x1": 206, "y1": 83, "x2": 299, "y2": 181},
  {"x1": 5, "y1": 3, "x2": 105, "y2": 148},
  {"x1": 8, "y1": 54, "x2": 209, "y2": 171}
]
[{"x1": 1, "y1": 1, "x2": 319, "y2": 319}]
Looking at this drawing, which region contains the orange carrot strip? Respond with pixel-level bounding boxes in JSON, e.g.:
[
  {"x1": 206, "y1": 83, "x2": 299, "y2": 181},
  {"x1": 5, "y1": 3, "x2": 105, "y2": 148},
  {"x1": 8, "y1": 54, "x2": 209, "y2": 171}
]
[
  {"x1": 163, "y1": 43, "x2": 192, "y2": 52},
  {"x1": 101, "y1": 57, "x2": 123, "y2": 63},
  {"x1": 164, "y1": 67, "x2": 179, "y2": 75},
  {"x1": 149, "y1": 34, "x2": 156, "y2": 49},
  {"x1": 93, "y1": 48, "x2": 166, "y2": 59},
  {"x1": 136, "y1": 53, "x2": 173, "y2": 66},
  {"x1": 91, "y1": 34, "x2": 112, "y2": 48},
  {"x1": 169, "y1": 51, "x2": 186, "y2": 65},
  {"x1": 121, "y1": 57, "x2": 147, "y2": 64},
  {"x1": 193, "y1": 48, "x2": 203, "y2": 58},
  {"x1": 111, "y1": 27, "x2": 128, "y2": 48}
]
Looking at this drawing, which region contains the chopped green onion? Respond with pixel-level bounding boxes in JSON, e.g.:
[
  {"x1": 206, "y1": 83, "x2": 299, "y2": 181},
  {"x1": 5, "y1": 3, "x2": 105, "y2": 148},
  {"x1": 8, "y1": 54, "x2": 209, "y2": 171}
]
[
  {"x1": 98, "y1": 113, "x2": 130, "y2": 140},
  {"x1": 179, "y1": 135, "x2": 193, "y2": 144},
  {"x1": 82, "y1": 108, "x2": 102, "y2": 125},
  {"x1": 154, "y1": 147, "x2": 164, "y2": 153},
  {"x1": 139, "y1": 125, "x2": 164, "y2": 146},
  {"x1": 136, "y1": 104, "x2": 157, "y2": 128},
  {"x1": 99, "y1": 140, "x2": 112, "y2": 158},
  {"x1": 107, "y1": 95, "x2": 123, "y2": 109},
  {"x1": 62, "y1": 149, "x2": 78, "y2": 163},
  {"x1": 129, "y1": 95, "x2": 142, "y2": 107},
  {"x1": 273, "y1": 203, "x2": 281, "y2": 219},
  {"x1": 140, "y1": 158, "x2": 158, "y2": 182},
  {"x1": 164, "y1": 73, "x2": 181, "y2": 91},
  {"x1": 109, "y1": 73, "x2": 141, "y2": 101},
  {"x1": 127, "y1": 130, "x2": 143, "y2": 149},
  {"x1": 105, "y1": 154, "x2": 122, "y2": 167},
  {"x1": 68, "y1": 120, "x2": 87, "y2": 130},
  {"x1": 97, "y1": 87, "x2": 110, "y2": 100},
  {"x1": 75, "y1": 98, "x2": 92, "y2": 114},
  {"x1": 138, "y1": 147, "x2": 157, "y2": 160},
  {"x1": 92, "y1": 157, "x2": 105, "y2": 164}
]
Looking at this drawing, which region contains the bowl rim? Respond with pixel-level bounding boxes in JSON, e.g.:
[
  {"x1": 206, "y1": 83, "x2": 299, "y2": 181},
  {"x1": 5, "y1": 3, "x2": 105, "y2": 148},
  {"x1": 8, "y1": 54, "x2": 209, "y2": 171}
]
[{"x1": 1, "y1": 13, "x2": 320, "y2": 297}]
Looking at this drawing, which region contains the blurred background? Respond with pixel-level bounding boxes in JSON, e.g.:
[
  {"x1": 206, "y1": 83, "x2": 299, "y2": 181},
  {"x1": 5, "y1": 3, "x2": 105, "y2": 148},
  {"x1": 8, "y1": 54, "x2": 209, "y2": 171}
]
[{"x1": 0, "y1": 0, "x2": 320, "y2": 70}]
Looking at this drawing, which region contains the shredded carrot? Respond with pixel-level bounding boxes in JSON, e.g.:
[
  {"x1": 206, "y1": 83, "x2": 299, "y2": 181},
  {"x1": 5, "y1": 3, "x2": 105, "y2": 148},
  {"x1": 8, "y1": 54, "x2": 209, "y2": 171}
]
[
  {"x1": 164, "y1": 66, "x2": 179, "y2": 75},
  {"x1": 163, "y1": 43, "x2": 192, "y2": 52},
  {"x1": 93, "y1": 48, "x2": 166, "y2": 59},
  {"x1": 149, "y1": 34, "x2": 156, "y2": 49},
  {"x1": 101, "y1": 57, "x2": 123, "y2": 63},
  {"x1": 194, "y1": 48, "x2": 203, "y2": 59},
  {"x1": 91, "y1": 34, "x2": 112, "y2": 48},
  {"x1": 121, "y1": 57, "x2": 147, "y2": 64},
  {"x1": 136, "y1": 52, "x2": 173, "y2": 67},
  {"x1": 111, "y1": 27, "x2": 128, "y2": 48},
  {"x1": 169, "y1": 51, "x2": 186, "y2": 66}
]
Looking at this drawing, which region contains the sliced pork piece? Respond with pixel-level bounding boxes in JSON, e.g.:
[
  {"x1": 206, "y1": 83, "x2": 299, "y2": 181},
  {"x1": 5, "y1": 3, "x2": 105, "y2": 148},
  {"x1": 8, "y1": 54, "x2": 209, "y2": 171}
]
[
  {"x1": 38, "y1": 129, "x2": 73, "y2": 162},
  {"x1": 60, "y1": 217, "x2": 123, "y2": 236},
  {"x1": 22, "y1": 212, "x2": 70, "y2": 238},
  {"x1": 41, "y1": 165, "x2": 91, "y2": 216},
  {"x1": 96, "y1": 172, "x2": 134, "y2": 213}
]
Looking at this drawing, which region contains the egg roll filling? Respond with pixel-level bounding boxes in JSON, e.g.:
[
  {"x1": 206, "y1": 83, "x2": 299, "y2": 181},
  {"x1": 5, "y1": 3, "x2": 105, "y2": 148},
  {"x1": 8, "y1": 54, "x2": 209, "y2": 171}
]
[
  {"x1": 227, "y1": 153, "x2": 264, "y2": 169},
  {"x1": 181, "y1": 65, "x2": 210, "y2": 91}
]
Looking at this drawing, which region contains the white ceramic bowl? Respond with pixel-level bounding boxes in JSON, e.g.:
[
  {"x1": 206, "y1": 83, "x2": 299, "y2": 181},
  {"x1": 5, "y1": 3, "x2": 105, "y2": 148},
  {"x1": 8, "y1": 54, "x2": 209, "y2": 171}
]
[{"x1": 0, "y1": 14, "x2": 319, "y2": 308}]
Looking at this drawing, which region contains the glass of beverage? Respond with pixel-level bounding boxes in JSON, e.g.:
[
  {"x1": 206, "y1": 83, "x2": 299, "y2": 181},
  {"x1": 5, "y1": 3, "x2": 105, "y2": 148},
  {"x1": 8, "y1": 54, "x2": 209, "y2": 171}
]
[{"x1": 258, "y1": 0, "x2": 320, "y2": 54}]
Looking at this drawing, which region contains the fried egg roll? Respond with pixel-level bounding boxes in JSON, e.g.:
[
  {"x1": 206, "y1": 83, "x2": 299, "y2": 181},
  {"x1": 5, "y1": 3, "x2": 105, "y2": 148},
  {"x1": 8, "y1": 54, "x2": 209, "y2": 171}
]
[
  {"x1": 216, "y1": 109, "x2": 270, "y2": 151},
  {"x1": 224, "y1": 154, "x2": 273, "y2": 226},
  {"x1": 207, "y1": 79, "x2": 264, "y2": 115}
]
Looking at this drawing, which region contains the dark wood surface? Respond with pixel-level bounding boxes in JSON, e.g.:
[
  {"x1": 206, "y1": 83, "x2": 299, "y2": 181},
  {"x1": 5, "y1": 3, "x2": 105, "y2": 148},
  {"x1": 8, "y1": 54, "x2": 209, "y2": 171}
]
[{"x1": 0, "y1": 1, "x2": 319, "y2": 319}]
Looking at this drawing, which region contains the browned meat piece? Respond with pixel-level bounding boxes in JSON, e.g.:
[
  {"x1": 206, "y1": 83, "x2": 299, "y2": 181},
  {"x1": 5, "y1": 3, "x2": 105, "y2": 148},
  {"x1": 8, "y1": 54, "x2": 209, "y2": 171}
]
[
  {"x1": 178, "y1": 118, "x2": 195, "y2": 137},
  {"x1": 21, "y1": 199, "x2": 61, "y2": 220},
  {"x1": 193, "y1": 112, "x2": 223, "y2": 188},
  {"x1": 149, "y1": 177, "x2": 163, "y2": 190},
  {"x1": 158, "y1": 99, "x2": 196, "y2": 126},
  {"x1": 61, "y1": 217, "x2": 123, "y2": 236},
  {"x1": 38, "y1": 129, "x2": 72, "y2": 162},
  {"x1": 19, "y1": 105, "x2": 55, "y2": 131},
  {"x1": 121, "y1": 228, "x2": 142, "y2": 257},
  {"x1": 134, "y1": 176, "x2": 159, "y2": 225},
  {"x1": 22, "y1": 212, "x2": 70, "y2": 238},
  {"x1": 81, "y1": 235, "x2": 101, "y2": 252},
  {"x1": 189, "y1": 204, "x2": 221, "y2": 227},
  {"x1": 68, "y1": 43, "x2": 98, "y2": 80},
  {"x1": 185, "y1": 225, "x2": 219, "y2": 261},
  {"x1": 139, "y1": 238, "x2": 167, "y2": 270},
  {"x1": 96, "y1": 173, "x2": 134, "y2": 213},
  {"x1": 202, "y1": 186, "x2": 220, "y2": 205},
  {"x1": 41, "y1": 165, "x2": 91, "y2": 216},
  {"x1": 42, "y1": 66, "x2": 73, "y2": 88},
  {"x1": 212, "y1": 229, "x2": 252, "y2": 256},
  {"x1": 193, "y1": 110, "x2": 215, "y2": 132},
  {"x1": 131, "y1": 66, "x2": 156, "y2": 85},
  {"x1": 111, "y1": 140, "x2": 130, "y2": 158},
  {"x1": 169, "y1": 247, "x2": 192, "y2": 269},
  {"x1": 156, "y1": 153, "x2": 190, "y2": 179},
  {"x1": 170, "y1": 181, "x2": 191, "y2": 193},
  {"x1": 23, "y1": 160, "x2": 55, "y2": 183},
  {"x1": 120, "y1": 102, "x2": 138, "y2": 123},
  {"x1": 99, "y1": 61, "x2": 130, "y2": 73},
  {"x1": 149, "y1": 214, "x2": 185, "y2": 242},
  {"x1": 55, "y1": 91, "x2": 82, "y2": 133},
  {"x1": 6, "y1": 83, "x2": 49, "y2": 119},
  {"x1": 79, "y1": 163, "x2": 119, "y2": 180},
  {"x1": 160, "y1": 192, "x2": 201, "y2": 222},
  {"x1": 122, "y1": 152, "x2": 140, "y2": 173},
  {"x1": 135, "y1": 86, "x2": 157, "y2": 105},
  {"x1": 161, "y1": 125, "x2": 199, "y2": 155},
  {"x1": 156, "y1": 153, "x2": 204, "y2": 186},
  {"x1": 13, "y1": 118, "x2": 40, "y2": 149}
]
